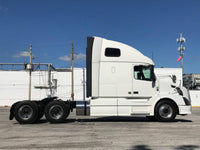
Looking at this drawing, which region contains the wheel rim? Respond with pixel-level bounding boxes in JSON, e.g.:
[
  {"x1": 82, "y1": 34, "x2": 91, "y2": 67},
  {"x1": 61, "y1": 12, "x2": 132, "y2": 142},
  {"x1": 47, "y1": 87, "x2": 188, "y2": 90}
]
[
  {"x1": 159, "y1": 104, "x2": 173, "y2": 119},
  {"x1": 49, "y1": 105, "x2": 63, "y2": 120},
  {"x1": 18, "y1": 105, "x2": 33, "y2": 120}
]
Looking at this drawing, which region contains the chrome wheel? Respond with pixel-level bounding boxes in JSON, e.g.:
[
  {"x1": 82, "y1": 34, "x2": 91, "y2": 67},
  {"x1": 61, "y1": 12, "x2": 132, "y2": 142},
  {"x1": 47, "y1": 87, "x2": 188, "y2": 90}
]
[
  {"x1": 159, "y1": 104, "x2": 173, "y2": 119},
  {"x1": 18, "y1": 105, "x2": 33, "y2": 121}
]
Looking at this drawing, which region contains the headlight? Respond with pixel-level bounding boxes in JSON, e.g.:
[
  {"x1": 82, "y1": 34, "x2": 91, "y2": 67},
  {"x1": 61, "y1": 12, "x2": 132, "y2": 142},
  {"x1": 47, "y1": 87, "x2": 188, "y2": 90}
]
[
  {"x1": 176, "y1": 87, "x2": 183, "y2": 96},
  {"x1": 183, "y1": 97, "x2": 191, "y2": 105}
]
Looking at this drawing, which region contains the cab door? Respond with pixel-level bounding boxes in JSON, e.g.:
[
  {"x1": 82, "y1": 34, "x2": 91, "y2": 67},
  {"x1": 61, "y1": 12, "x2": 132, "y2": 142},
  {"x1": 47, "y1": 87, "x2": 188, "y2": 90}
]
[
  {"x1": 117, "y1": 65, "x2": 157, "y2": 116},
  {"x1": 132, "y1": 65, "x2": 157, "y2": 98}
]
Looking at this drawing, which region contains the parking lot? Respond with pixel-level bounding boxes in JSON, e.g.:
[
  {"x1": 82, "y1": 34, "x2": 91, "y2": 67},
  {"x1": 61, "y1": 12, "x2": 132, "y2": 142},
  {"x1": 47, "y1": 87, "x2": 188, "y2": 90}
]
[{"x1": 0, "y1": 107, "x2": 199, "y2": 150}]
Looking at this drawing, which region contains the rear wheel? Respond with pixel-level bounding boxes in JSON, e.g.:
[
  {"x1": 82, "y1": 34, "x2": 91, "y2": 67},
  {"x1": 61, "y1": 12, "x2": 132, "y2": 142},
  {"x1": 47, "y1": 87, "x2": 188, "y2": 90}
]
[
  {"x1": 14, "y1": 101, "x2": 38, "y2": 124},
  {"x1": 44, "y1": 100, "x2": 70, "y2": 123},
  {"x1": 155, "y1": 100, "x2": 177, "y2": 122}
]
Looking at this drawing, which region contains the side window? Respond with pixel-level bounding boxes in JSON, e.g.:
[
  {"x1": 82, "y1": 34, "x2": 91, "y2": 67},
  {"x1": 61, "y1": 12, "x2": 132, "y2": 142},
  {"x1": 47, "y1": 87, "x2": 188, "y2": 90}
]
[
  {"x1": 105, "y1": 48, "x2": 121, "y2": 57},
  {"x1": 134, "y1": 66, "x2": 152, "y2": 81}
]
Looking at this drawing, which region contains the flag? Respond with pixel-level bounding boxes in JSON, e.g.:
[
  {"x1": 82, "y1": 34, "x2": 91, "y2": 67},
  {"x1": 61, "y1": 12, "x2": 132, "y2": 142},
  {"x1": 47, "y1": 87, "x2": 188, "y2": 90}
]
[{"x1": 176, "y1": 56, "x2": 182, "y2": 62}]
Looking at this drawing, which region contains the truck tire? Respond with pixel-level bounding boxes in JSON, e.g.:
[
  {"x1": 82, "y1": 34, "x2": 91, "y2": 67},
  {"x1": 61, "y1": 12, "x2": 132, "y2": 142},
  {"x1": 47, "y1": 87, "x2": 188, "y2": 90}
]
[
  {"x1": 35, "y1": 106, "x2": 44, "y2": 122},
  {"x1": 14, "y1": 101, "x2": 38, "y2": 124},
  {"x1": 155, "y1": 100, "x2": 177, "y2": 122},
  {"x1": 44, "y1": 100, "x2": 70, "y2": 123}
]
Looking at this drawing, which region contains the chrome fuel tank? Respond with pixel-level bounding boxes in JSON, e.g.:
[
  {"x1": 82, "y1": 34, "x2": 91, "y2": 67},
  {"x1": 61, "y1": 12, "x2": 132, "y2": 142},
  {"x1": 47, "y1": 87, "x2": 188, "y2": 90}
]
[{"x1": 76, "y1": 101, "x2": 90, "y2": 116}]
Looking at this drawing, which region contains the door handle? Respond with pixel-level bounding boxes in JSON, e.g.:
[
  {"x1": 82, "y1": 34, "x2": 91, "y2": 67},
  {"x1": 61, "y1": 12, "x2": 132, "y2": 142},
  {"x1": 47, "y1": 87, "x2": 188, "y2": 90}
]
[{"x1": 133, "y1": 91, "x2": 139, "y2": 94}]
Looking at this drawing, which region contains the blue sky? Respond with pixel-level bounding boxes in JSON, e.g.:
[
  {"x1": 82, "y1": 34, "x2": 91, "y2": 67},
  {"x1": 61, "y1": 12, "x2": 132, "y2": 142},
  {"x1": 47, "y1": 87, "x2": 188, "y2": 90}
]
[{"x1": 0, "y1": 0, "x2": 200, "y2": 73}]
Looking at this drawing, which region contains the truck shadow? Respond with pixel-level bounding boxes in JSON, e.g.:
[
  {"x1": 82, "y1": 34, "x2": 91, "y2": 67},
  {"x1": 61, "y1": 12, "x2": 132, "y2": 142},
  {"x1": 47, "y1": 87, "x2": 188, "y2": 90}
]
[
  {"x1": 175, "y1": 145, "x2": 200, "y2": 150},
  {"x1": 130, "y1": 145, "x2": 199, "y2": 150},
  {"x1": 71, "y1": 117, "x2": 192, "y2": 123},
  {"x1": 36, "y1": 116, "x2": 192, "y2": 124},
  {"x1": 36, "y1": 117, "x2": 192, "y2": 124}
]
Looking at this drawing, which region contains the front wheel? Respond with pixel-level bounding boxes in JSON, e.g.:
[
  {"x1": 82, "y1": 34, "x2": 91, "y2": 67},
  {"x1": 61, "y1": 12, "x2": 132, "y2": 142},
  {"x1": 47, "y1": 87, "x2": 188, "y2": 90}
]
[
  {"x1": 44, "y1": 100, "x2": 70, "y2": 123},
  {"x1": 155, "y1": 100, "x2": 177, "y2": 122}
]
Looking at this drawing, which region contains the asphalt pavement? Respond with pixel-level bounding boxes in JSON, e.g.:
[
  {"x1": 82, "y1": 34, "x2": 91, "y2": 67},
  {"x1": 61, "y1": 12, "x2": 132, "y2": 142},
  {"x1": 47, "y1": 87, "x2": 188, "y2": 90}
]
[{"x1": 0, "y1": 107, "x2": 199, "y2": 150}]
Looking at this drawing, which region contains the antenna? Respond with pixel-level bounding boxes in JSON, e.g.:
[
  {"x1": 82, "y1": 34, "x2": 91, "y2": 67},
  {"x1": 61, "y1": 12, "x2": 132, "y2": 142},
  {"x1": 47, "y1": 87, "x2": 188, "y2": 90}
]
[{"x1": 176, "y1": 33, "x2": 186, "y2": 72}]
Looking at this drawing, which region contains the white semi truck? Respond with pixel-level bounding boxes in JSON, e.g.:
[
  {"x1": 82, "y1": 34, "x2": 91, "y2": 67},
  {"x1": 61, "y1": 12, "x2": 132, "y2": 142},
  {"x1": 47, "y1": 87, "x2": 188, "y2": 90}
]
[{"x1": 9, "y1": 37, "x2": 191, "y2": 124}]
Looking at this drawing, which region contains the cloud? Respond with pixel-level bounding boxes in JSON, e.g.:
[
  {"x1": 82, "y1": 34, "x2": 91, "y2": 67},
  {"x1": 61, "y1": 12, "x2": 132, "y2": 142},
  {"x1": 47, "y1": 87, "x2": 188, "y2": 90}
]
[
  {"x1": 12, "y1": 51, "x2": 30, "y2": 58},
  {"x1": 0, "y1": 2, "x2": 8, "y2": 13},
  {"x1": 59, "y1": 53, "x2": 86, "y2": 62}
]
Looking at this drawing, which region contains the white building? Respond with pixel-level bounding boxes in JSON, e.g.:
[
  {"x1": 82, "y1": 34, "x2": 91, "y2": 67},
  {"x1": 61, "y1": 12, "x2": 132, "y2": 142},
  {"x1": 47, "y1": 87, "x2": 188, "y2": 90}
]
[
  {"x1": 0, "y1": 68, "x2": 86, "y2": 106},
  {"x1": 0, "y1": 67, "x2": 199, "y2": 107}
]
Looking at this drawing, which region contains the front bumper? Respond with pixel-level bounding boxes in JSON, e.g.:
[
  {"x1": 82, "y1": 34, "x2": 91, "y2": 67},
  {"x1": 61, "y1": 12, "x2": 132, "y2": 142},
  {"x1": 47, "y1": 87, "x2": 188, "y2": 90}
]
[{"x1": 179, "y1": 105, "x2": 192, "y2": 115}]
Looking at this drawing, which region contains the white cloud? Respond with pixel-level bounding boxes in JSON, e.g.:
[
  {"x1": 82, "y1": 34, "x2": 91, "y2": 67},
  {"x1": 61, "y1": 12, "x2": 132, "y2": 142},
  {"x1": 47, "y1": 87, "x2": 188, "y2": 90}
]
[
  {"x1": 59, "y1": 55, "x2": 71, "y2": 61},
  {"x1": 12, "y1": 51, "x2": 30, "y2": 58},
  {"x1": 74, "y1": 53, "x2": 86, "y2": 61},
  {"x1": 59, "y1": 53, "x2": 86, "y2": 62},
  {"x1": 0, "y1": 4, "x2": 8, "y2": 13}
]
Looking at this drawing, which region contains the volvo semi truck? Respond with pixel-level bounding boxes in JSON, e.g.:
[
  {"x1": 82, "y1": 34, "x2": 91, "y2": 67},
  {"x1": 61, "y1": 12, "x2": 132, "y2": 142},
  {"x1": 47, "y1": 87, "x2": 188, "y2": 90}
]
[{"x1": 9, "y1": 37, "x2": 191, "y2": 124}]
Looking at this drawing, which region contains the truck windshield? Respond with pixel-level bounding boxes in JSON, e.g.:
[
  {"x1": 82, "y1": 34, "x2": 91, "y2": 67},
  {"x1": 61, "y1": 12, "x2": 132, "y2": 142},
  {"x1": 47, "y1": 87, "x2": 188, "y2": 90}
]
[{"x1": 134, "y1": 65, "x2": 155, "y2": 81}]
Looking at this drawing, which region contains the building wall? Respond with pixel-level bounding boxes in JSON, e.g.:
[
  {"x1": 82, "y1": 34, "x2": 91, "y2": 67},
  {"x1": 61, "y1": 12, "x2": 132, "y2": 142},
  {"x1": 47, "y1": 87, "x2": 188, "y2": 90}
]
[
  {"x1": 0, "y1": 68, "x2": 85, "y2": 106},
  {"x1": 0, "y1": 68, "x2": 199, "y2": 107},
  {"x1": 189, "y1": 90, "x2": 200, "y2": 107},
  {"x1": 55, "y1": 69, "x2": 86, "y2": 100}
]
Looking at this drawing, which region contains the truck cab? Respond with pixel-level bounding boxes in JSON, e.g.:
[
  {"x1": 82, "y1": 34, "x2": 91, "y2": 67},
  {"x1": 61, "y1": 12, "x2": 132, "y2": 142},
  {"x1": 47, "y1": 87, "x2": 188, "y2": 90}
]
[{"x1": 87, "y1": 37, "x2": 191, "y2": 121}]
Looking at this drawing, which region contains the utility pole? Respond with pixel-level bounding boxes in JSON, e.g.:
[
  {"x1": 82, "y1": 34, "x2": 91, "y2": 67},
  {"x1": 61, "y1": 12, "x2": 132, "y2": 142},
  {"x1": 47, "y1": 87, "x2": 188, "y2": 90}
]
[
  {"x1": 151, "y1": 52, "x2": 154, "y2": 61},
  {"x1": 28, "y1": 44, "x2": 32, "y2": 100},
  {"x1": 71, "y1": 42, "x2": 74, "y2": 101},
  {"x1": 83, "y1": 68, "x2": 86, "y2": 101},
  {"x1": 176, "y1": 33, "x2": 186, "y2": 72},
  {"x1": 48, "y1": 64, "x2": 52, "y2": 97}
]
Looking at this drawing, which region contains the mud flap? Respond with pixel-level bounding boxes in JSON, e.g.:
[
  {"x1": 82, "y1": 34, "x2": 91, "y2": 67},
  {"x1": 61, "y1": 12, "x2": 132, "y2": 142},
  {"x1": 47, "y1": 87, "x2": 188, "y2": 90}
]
[{"x1": 9, "y1": 102, "x2": 19, "y2": 120}]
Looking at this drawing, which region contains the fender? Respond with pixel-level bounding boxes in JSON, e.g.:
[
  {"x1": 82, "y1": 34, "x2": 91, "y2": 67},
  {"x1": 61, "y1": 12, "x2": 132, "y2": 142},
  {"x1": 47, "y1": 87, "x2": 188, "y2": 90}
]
[
  {"x1": 149, "y1": 94, "x2": 184, "y2": 115},
  {"x1": 35, "y1": 97, "x2": 58, "y2": 106}
]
